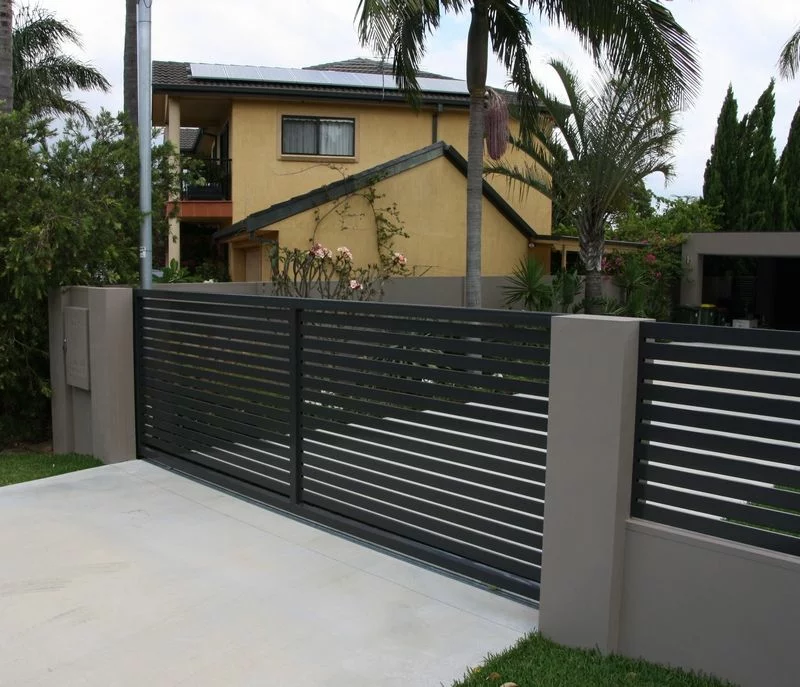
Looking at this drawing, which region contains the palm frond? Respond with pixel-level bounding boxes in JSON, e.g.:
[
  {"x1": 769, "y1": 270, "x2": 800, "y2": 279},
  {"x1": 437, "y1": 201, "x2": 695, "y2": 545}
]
[
  {"x1": 530, "y1": 0, "x2": 701, "y2": 109},
  {"x1": 779, "y1": 26, "x2": 800, "y2": 79}
]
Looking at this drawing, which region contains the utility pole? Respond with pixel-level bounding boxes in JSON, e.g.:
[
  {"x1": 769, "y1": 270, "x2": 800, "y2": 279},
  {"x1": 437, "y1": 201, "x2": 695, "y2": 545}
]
[{"x1": 137, "y1": 0, "x2": 153, "y2": 288}]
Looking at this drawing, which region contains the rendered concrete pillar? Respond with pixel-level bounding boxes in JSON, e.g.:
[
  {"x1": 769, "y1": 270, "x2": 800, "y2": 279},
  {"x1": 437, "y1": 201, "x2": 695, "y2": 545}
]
[
  {"x1": 681, "y1": 244, "x2": 703, "y2": 306},
  {"x1": 167, "y1": 96, "x2": 181, "y2": 265},
  {"x1": 49, "y1": 287, "x2": 136, "y2": 463},
  {"x1": 539, "y1": 315, "x2": 646, "y2": 653}
]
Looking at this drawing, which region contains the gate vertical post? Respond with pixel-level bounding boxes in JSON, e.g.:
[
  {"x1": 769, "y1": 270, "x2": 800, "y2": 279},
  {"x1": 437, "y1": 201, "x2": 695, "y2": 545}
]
[
  {"x1": 133, "y1": 290, "x2": 145, "y2": 458},
  {"x1": 288, "y1": 303, "x2": 303, "y2": 504},
  {"x1": 539, "y1": 315, "x2": 647, "y2": 653}
]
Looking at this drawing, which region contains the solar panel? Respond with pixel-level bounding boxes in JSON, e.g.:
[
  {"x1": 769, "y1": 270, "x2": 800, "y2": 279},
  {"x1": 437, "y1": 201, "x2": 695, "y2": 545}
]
[{"x1": 188, "y1": 62, "x2": 473, "y2": 96}]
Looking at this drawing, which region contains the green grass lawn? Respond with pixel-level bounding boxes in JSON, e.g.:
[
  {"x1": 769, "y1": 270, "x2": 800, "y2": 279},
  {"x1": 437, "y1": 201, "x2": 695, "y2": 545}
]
[
  {"x1": 451, "y1": 634, "x2": 735, "y2": 687},
  {"x1": 0, "y1": 452, "x2": 103, "y2": 487}
]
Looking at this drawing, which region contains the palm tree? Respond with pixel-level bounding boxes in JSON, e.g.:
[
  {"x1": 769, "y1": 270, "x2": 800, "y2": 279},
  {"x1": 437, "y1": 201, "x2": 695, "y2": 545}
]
[
  {"x1": 0, "y1": 0, "x2": 12, "y2": 112},
  {"x1": 779, "y1": 25, "x2": 800, "y2": 79},
  {"x1": 124, "y1": 0, "x2": 138, "y2": 131},
  {"x1": 12, "y1": 4, "x2": 110, "y2": 121},
  {"x1": 356, "y1": 0, "x2": 699, "y2": 307},
  {"x1": 487, "y1": 59, "x2": 680, "y2": 313}
]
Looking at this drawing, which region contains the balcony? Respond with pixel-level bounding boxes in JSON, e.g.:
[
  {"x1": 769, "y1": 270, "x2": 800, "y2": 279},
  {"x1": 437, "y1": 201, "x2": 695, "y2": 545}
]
[{"x1": 182, "y1": 158, "x2": 232, "y2": 201}]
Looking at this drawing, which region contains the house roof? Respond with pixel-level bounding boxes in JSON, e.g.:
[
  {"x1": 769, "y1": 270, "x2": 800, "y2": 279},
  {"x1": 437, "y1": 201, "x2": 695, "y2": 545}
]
[
  {"x1": 179, "y1": 127, "x2": 201, "y2": 154},
  {"x1": 213, "y1": 141, "x2": 538, "y2": 242},
  {"x1": 152, "y1": 60, "x2": 521, "y2": 108},
  {"x1": 304, "y1": 57, "x2": 453, "y2": 81}
]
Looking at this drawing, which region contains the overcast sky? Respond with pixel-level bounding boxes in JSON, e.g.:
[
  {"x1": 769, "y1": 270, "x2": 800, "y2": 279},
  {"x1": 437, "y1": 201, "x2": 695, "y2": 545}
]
[{"x1": 42, "y1": 0, "x2": 800, "y2": 199}]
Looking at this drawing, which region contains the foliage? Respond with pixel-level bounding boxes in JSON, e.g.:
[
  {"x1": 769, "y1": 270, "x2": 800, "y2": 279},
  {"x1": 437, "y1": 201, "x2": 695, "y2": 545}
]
[
  {"x1": 357, "y1": 0, "x2": 699, "y2": 307},
  {"x1": 778, "y1": 25, "x2": 800, "y2": 79},
  {"x1": 487, "y1": 59, "x2": 680, "y2": 313},
  {"x1": 702, "y1": 85, "x2": 743, "y2": 230},
  {"x1": 450, "y1": 632, "x2": 735, "y2": 687},
  {"x1": 12, "y1": 4, "x2": 109, "y2": 122},
  {"x1": 0, "y1": 110, "x2": 180, "y2": 447},
  {"x1": 611, "y1": 195, "x2": 720, "y2": 242},
  {"x1": 778, "y1": 102, "x2": 800, "y2": 230},
  {"x1": 502, "y1": 258, "x2": 551, "y2": 311},
  {"x1": 702, "y1": 81, "x2": 789, "y2": 231}
]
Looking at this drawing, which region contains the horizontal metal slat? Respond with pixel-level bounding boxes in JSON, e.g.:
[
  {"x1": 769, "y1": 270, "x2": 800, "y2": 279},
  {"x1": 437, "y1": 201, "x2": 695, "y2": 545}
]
[
  {"x1": 302, "y1": 323, "x2": 550, "y2": 362},
  {"x1": 143, "y1": 325, "x2": 290, "y2": 358},
  {"x1": 640, "y1": 404, "x2": 800, "y2": 445},
  {"x1": 302, "y1": 412, "x2": 545, "y2": 499},
  {"x1": 640, "y1": 362, "x2": 800, "y2": 398},
  {"x1": 143, "y1": 338, "x2": 290, "y2": 381},
  {"x1": 142, "y1": 373, "x2": 289, "y2": 426},
  {"x1": 634, "y1": 482, "x2": 800, "y2": 535},
  {"x1": 142, "y1": 295, "x2": 292, "y2": 323},
  {"x1": 141, "y1": 432, "x2": 290, "y2": 495},
  {"x1": 304, "y1": 463, "x2": 541, "y2": 561},
  {"x1": 636, "y1": 443, "x2": 800, "y2": 490},
  {"x1": 302, "y1": 447, "x2": 543, "y2": 530},
  {"x1": 142, "y1": 352, "x2": 290, "y2": 397},
  {"x1": 303, "y1": 381, "x2": 548, "y2": 443},
  {"x1": 301, "y1": 421, "x2": 544, "y2": 514},
  {"x1": 642, "y1": 341, "x2": 800, "y2": 375},
  {"x1": 302, "y1": 400, "x2": 548, "y2": 474},
  {"x1": 635, "y1": 462, "x2": 800, "y2": 514},
  {"x1": 144, "y1": 405, "x2": 291, "y2": 470},
  {"x1": 633, "y1": 502, "x2": 800, "y2": 557},
  {"x1": 302, "y1": 340, "x2": 548, "y2": 380},
  {"x1": 303, "y1": 482, "x2": 541, "y2": 579},
  {"x1": 143, "y1": 388, "x2": 289, "y2": 443},
  {"x1": 143, "y1": 306, "x2": 291, "y2": 337},
  {"x1": 141, "y1": 364, "x2": 289, "y2": 419},
  {"x1": 639, "y1": 383, "x2": 800, "y2": 422},
  {"x1": 302, "y1": 358, "x2": 549, "y2": 416},
  {"x1": 641, "y1": 321, "x2": 800, "y2": 351},
  {"x1": 302, "y1": 311, "x2": 551, "y2": 345},
  {"x1": 640, "y1": 423, "x2": 800, "y2": 467}
]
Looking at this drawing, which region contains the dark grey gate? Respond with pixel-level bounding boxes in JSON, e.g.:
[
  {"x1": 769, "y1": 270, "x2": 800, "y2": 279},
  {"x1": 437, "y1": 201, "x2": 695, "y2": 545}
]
[{"x1": 134, "y1": 290, "x2": 551, "y2": 600}]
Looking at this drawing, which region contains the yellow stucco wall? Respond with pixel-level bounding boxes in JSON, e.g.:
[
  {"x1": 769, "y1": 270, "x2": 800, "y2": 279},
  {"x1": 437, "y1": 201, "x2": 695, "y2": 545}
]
[
  {"x1": 229, "y1": 99, "x2": 550, "y2": 235},
  {"x1": 233, "y1": 154, "x2": 528, "y2": 279}
]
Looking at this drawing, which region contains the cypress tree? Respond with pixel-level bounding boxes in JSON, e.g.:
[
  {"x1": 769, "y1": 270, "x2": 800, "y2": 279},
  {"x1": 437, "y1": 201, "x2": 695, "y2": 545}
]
[
  {"x1": 741, "y1": 80, "x2": 778, "y2": 231},
  {"x1": 778, "y1": 101, "x2": 800, "y2": 231},
  {"x1": 703, "y1": 85, "x2": 741, "y2": 229}
]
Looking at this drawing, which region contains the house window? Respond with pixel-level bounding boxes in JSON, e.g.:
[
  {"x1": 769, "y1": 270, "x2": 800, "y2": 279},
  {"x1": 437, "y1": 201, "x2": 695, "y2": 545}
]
[{"x1": 281, "y1": 116, "x2": 355, "y2": 157}]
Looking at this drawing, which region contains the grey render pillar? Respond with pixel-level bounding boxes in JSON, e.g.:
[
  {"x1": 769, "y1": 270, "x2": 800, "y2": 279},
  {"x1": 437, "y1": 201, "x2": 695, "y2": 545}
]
[
  {"x1": 538, "y1": 315, "x2": 645, "y2": 652},
  {"x1": 49, "y1": 286, "x2": 136, "y2": 463}
]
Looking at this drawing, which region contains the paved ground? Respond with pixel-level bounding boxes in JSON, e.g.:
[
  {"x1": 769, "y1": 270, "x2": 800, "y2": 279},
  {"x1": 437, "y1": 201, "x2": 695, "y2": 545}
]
[{"x1": 0, "y1": 461, "x2": 536, "y2": 687}]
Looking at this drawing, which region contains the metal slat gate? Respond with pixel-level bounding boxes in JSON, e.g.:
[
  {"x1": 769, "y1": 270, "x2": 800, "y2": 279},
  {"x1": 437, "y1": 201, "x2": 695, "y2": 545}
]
[{"x1": 135, "y1": 290, "x2": 551, "y2": 601}]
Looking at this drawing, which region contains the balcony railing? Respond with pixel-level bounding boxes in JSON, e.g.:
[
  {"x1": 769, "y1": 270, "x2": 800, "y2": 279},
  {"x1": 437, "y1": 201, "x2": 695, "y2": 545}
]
[{"x1": 182, "y1": 158, "x2": 232, "y2": 201}]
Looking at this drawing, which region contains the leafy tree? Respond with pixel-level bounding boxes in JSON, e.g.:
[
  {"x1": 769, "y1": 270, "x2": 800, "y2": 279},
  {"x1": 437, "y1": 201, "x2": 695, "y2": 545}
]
[
  {"x1": 779, "y1": 25, "x2": 800, "y2": 79},
  {"x1": 0, "y1": 0, "x2": 11, "y2": 111},
  {"x1": 12, "y1": 4, "x2": 110, "y2": 121},
  {"x1": 356, "y1": 0, "x2": 699, "y2": 307},
  {"x1": 778, "y1": 102, "x2": 800, "y2": 230},
  {"x1": 703, "y1": 85, "x2": 743, "y2": 230},
  {"x1": 487, "y1": 60, "x2": 680, "y2": 313},
  {"x1": 0, "y1": 110, "x2": 180, "y2": 447},
  {"x1": 124, "y1": 0, "x2": 138, "y2": 130}
]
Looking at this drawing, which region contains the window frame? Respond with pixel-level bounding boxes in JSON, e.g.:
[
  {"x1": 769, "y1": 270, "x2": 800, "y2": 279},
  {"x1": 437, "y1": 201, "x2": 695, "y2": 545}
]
[{"x1": 280, "y1": 115, "x2": 356, "y2": 158}]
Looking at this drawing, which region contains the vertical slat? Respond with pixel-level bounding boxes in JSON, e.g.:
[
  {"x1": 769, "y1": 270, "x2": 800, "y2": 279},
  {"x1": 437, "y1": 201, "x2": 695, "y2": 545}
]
[{"x1": 288, "y1": 304, "x2": 302, "y2": 504}]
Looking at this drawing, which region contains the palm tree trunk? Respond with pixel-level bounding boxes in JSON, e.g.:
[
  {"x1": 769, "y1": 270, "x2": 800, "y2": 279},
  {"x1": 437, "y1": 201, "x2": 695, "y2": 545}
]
[
  {"x1": 0, "y1": 0, "x2": 12, "y2": 112},
  {"x1": 464, "y1": 1, "x2": 488, "y2": 308},
  {"x1": 123, "y1": 0, "x2": 138, "y2": 130},
  {"x1": 581, "y1": 231, "x2": 605, "y2": 314}
]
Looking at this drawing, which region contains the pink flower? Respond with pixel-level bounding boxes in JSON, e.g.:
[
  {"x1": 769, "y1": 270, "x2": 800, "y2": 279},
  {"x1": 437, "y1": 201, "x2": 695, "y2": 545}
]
[
  {"x1": 337, "y1": 246, "x2": 353, "y2": 261},
  {"x1": 349, "y1": 279, "x2": 363, "y2": 290},
  {"x1": 310, "y1": 242, "x2": 328, "y2": 259},
  {"x1": 654, "y1": 271, "x2": 662, "y2": 279},
  {"x1": 645, "y1": 253, "x2": 657, "y2": 264},
  {"x1": 393, "y1": 252, "x2": 407, "y2": 266}
]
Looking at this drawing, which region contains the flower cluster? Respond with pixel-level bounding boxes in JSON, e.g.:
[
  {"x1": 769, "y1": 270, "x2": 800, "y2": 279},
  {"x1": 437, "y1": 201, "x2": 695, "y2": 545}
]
[
  {"x1": 337, "y1": 246, "x2": 353, "y2": 261},
  {"x1": 349, "y1": 279, "x2": 363, "y2": 290},
  {"x1": 392, "y1": 252, "x2": 407, "y2": 266},
  {"x1": 310, "y1": 242, "x2": 333, "y2": 259}
]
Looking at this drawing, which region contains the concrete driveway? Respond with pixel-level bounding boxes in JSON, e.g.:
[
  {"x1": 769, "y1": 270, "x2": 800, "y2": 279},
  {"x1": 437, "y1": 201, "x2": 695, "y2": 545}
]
[{"x1": 0, "y1": 461, "x2": 536, "y2": 687}]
